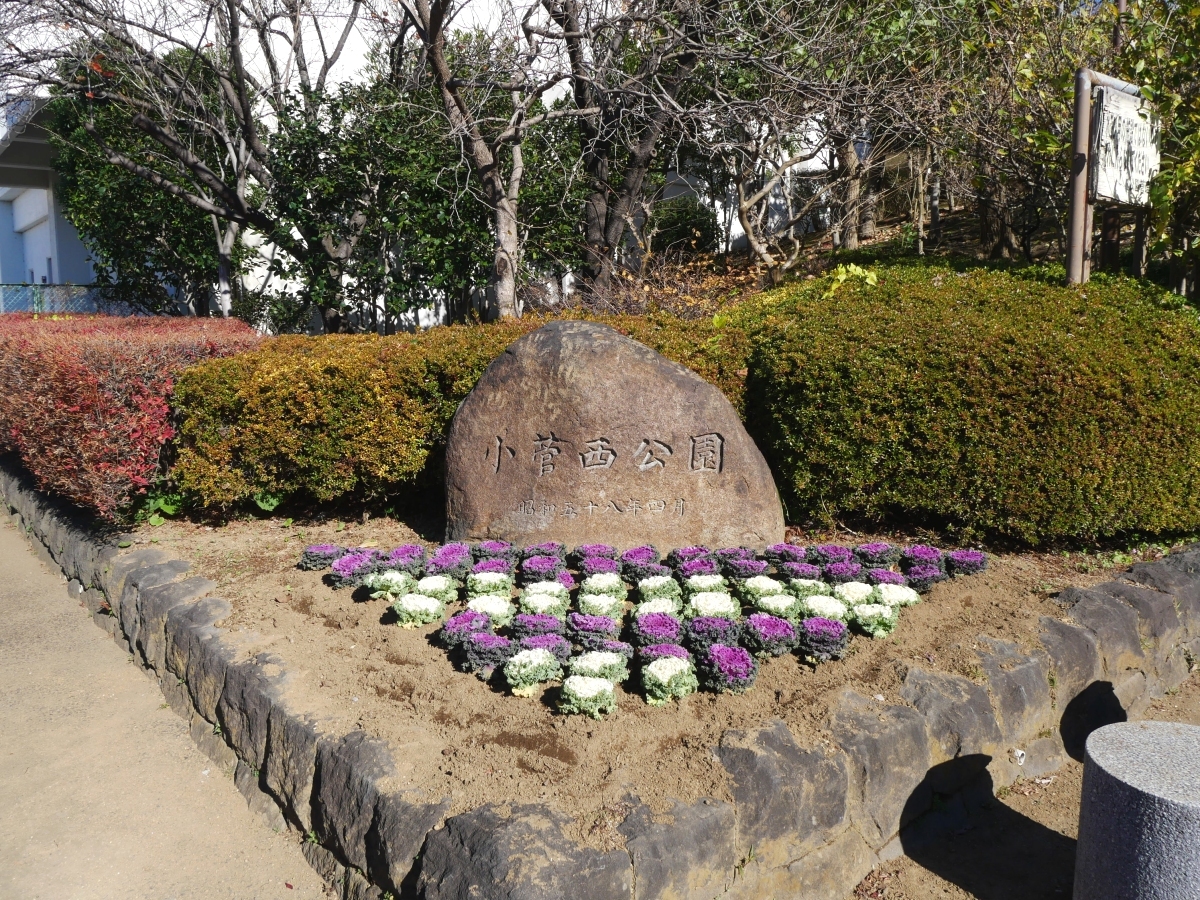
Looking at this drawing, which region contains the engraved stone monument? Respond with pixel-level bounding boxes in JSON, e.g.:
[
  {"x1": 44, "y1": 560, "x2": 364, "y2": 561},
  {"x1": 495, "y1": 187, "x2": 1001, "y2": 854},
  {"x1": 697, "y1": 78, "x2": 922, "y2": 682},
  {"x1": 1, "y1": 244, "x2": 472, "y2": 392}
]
[{"x1": 444, "y1": 321, "x2": 785, "y2": 548}]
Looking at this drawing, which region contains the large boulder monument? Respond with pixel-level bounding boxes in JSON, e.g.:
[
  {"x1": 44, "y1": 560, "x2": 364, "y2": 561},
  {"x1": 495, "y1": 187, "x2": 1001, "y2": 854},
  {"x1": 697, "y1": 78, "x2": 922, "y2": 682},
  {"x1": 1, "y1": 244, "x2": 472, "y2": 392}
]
[{"x1": 445, "y1": 321, "x2": 785, "y2": 548}]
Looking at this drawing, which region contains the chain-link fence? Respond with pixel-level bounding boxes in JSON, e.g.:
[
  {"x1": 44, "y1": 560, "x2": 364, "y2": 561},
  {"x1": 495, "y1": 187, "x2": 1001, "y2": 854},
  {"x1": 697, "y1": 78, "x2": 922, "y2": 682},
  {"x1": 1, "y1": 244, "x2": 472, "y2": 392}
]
[{"x1": 0, "y1": 284, "x2": 130, "y2": 315}]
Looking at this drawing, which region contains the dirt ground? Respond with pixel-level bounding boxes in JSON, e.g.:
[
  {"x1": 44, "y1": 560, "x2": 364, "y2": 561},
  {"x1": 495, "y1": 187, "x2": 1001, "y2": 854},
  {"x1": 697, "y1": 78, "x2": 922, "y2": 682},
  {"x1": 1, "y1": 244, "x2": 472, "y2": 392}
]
[
  {"x1": 851, "y1": 672, "x2": 1200, "y2": 900},
  {"x1": 137, "y1": 513, "x2": 1184, "y2": 848}
]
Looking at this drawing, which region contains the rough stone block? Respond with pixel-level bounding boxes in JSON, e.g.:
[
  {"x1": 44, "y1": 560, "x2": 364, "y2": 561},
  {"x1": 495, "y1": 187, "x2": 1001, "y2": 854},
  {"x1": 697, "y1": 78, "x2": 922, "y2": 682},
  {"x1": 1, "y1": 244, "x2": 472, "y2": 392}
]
[
  {"x1": 716, "y1": 720, "x2": 849, "y2": 867},
  {"x1": 189, "y1": 711, "x2": 238, "y2": 773},
  {"x1": 134, "y1": 576, "x2": 215, "y2": 674},
  {"x1": 899, "y1": 668, "x2": 1002, "y2": 794},
  {"x1": 1039, "y1": 617, "x2": 1102, "y2": 708},
  {"x1": 369, "y1": 790, "x2": 452, "y2": 894},
  {"x1": 302, "y1": 840, "x2": 346, "y2": 885},
  {"x1": 234, "y1": 760, "x2": 288, "y2": 832},
  {"x1": 415, "y1": 804, "x2": 633, "y2": 900},
  {"x1": 102, "y1": 547, "x2": 169, "y2": 600},
  {"x1": 1113, "y1": 670, "x2": 1150, "y2": 719},
  {"x1": 163, "y1": 597, "x2": 234, "y2": 722},
  {"x1": 159, "y1": 673, "x2": 194, "y2": 720},
  {"x1": 974, "y1": 636, "x2": 1053, "y2": 745},
  {"x1": 264, "y1": 702, "x2": 323, "y2": 832},
  {"x1": 1064, "y1": 589, "x2": 1145, "y2": 677},
  {"x1": 619, "y1": 799, "x2": 736, "y2": 900},
  {"x1": 1124, "y1": 560, "x2": 1200, "y2": 639},
  {"x1": 118, "y1": 559, "x2": 191, "y2": 650},
  {"x1": 730, "y1": 827, "x2": 878, "y2": 900},
  {"x1": 217, "y1": 652, "x2": 287, "y2": 771},
  {"x1": 826, "y1": 689, "x2": 932, "y2": 849}
]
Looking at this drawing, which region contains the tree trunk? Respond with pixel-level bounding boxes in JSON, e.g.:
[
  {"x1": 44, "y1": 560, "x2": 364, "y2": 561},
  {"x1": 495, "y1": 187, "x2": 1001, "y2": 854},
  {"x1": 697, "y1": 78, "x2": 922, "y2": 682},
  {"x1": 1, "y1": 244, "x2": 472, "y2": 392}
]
[
  {"x1": 838, "y1": 140, "x2": 860, "y2": 251},
  {"x1": 212, "y1": 217, "x2": 240, "y2": 317},
  {"x1": 492, "y1": 196, "x2": 521, "y2": 319},
  {"x1": 928, "y1": 161, "x2": 942, "y2": 245},
  {"x1": 859, "y1": 157, "x2": 879, "y2": 240}
]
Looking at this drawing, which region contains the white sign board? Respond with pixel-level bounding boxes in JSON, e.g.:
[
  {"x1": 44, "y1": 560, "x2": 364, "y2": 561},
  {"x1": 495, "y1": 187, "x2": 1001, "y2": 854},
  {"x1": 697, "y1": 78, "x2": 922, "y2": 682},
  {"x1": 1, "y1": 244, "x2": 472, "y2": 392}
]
[{"x1": 1089, "y1": 86, "x2": 1160, "y2": 207}]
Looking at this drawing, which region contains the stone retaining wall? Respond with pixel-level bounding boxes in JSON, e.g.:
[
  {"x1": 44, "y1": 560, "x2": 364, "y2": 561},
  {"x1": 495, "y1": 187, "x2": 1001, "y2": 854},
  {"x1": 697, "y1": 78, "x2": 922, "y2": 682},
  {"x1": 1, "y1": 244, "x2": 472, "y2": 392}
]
[{"x1": 3, "y1": 460, "x2": 1197, "y2": 900}]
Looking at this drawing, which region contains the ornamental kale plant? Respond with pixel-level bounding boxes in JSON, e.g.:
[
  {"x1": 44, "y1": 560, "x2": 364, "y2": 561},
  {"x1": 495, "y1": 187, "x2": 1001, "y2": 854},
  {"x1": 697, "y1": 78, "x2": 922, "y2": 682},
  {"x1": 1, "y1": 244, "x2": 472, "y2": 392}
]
[
  {"x1": 678, "y1": 557, "x2": 720, "y2": 578},
  {"x1": 753, "y1": 593, "x2": 803, "y2": 621},
  {"x1": 632, "y1": 612, "x2": 683, "y2": 646},
  {"x1": 779, "y1": 562, "x2": 822, "y2": 581},
  {"x1": 946, "y1": 549, "x2": 988, "y2": 576},
  {"x1": 682, "y1": 573, "x2": 727, "y2": 597},
  {"x1": 580, "y1": 572, "x2": 625, "y2": 598},
  {"x1": 328, "y1": 550, "x2": 381, "y2": 589},
  {"x1": 798, "y1": 617, "x2": 849, "y2": 661},
  {"x1": 667, "y1": 546, "x2": 712, "y2": 568},
  {"x1": 567, "y1": 613, "x2": 621, "y2": 649},
  {"x1": 740, "y1": 575, "x2": 787, "y2": 602},
  {"x1": 466, "y1": 571, "x2": 514, "y2": 597},
  {"x1": 504, "y1": 648, "x2": 562, "y2": 696},
  {"x1": 823, "y1": 560, "x2": 863, "y2": 584},
  {"x1": 559, "y1": 675, "x2": 616, "y2": 718},
  {"x1": 390, "y1": 593, "x2": 444, "y2": 628},
  {"x1": 685, "y1": 616, "x2": 743, "y2": 651},
  {"x1": 764, "y1": 543, "x2": 807, "y2": 565},
  {"x1": 742, "y1": 613, "x2": 798, "y2": 657},
  {"x1": 568, "y1": 650, "x2": 629, "y2": 682},
  {"x1": 463, "y1": 632, "x2": 514, "y2": 672},
  {"x1": 714, "y1": 546, "x2": 754, "y2": 561},
  {"x1": 876, "y1": 583, "x2": 922, "y2": 607},
  {"x1": 520, "y1": 554, "x2": 565, "y2": 584},
  {"x1": 578, "y1": 556, "x2": 621, "y2": 577},
  {"x1": 685, "y1": 592, "x2": 740, "y2": 620},
  {"x1": 620, "y1": 545, "x2": 661, "y2": 572},
  {"x1": 854, "y1": 542, "x2": 900, "y2": 566},
  {"x1": 472, "y1": 557, "x2": 516, "y2": 577},
  {"x1": 365, "y1": 570, "x2": 417, "y2": 600},
  {"x1": 852, "y1": 602, "x2": 899, "y2": 638},
  {"x1": 416, "y1": 575, "x2": 459, "y2": 604},
  {"x1": 627, "y1": 562, "x2": 672, "y2": 582},
  {"x1": 578, "y1": 593, "x2": 625, "y2": 618},
  {"x1": 723, "y1": 558, "x2": 769, "y2": 581},
  {"x1": 599, "y1": 640, "x2": 633, "y2": 659},
  {"x1": 426, "y1": 543, "x2": 472, "y2": 579},
  {"x1": 298, "y1": 544, "x2": 343, "y2": 571},
  {"x1": 518, "y1": 634, "x2": 571, "y2": 663},
  {"x1": 635, "y1": 596, "x2": 682, "y2": 617},
  {"x1": 571, "y1": 544, "x2": 617, "y2": 565},
  {"x1": 787, "y1": 577, "x2": 829, "y2": 599},
  {"x1": 510, "y1": 612, "x2": 566, "y2": 640},
  {"x1": 811, "y1": 544, "x2": 854, "y2": 566},
  {"x1": 521, "y1": 541, "x2": 565, "y2": 560},
  {"x1": 556, "y1": 570, "x2": 577, "y2": 591},
  {"x1": 866, "y1": 568, "x2": 906, "y2": 585},
  {"x1": 904, "y1": 564, "x2": 945, "y2": 593},
  {"x1": 637, "y1": 575, "x2": 682, "y2": 604},
  {"x1": 441, "y1": 610, "x2": 492, "y2": 648},
  {"x1": 474, "y1": 539, "x2": 516, "y2": 562},
  {"x1": 383, "y1": 544, "x2": 426, "y2": 577},
  {"x1": 801, "y1": 595, "x2": 849, "y2": 621},
  {"x1": 698, "y1": 644, "x2": 757, "y2": 693},
  {"x1": 642, "y1": 656, "x2": 698, "y2": 706},
  {"x1": 639, "y1": 642, "x2": 690, "y2": 663},
  {"x1": 466, "y1": 594, "x2": 515, "y2": 628},
  {"x1": 901, "y1": 545, "x2": 944, "y2": 572},
  {"x1": 833, "y1": 582, "x2": 877, "y2": 606}
]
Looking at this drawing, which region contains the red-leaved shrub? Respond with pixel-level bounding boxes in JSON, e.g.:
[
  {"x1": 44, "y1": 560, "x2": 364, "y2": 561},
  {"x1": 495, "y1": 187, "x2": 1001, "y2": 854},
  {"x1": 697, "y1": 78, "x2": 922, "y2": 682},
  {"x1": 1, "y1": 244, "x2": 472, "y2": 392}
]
[{"x1": 0, "y1": 314, "x2": 259, "y2": 520}]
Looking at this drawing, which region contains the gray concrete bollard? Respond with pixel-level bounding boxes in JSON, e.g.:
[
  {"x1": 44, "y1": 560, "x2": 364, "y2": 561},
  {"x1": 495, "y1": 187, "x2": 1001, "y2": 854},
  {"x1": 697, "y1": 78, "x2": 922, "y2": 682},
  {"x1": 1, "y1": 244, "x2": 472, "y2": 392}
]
[{"x1": 1074, "y1": 721, "x2": 1200, "y2": 900}]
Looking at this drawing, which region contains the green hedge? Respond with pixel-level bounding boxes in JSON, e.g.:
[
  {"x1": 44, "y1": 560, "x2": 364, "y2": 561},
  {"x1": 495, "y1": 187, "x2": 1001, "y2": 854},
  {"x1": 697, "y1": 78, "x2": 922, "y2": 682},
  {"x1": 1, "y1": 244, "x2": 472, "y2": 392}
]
[
  {"x1": 742, "y1": 266, "x2": 1200, "y2": 543},
  {"x1": 172, "y1": 265, "x2": 1200, "y2": 543}
]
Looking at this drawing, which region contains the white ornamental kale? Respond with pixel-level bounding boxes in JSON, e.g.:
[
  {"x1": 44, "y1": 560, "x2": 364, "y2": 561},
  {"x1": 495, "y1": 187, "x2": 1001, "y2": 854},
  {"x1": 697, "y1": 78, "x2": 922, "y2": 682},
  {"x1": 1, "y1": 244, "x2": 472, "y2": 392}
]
[
  {"x1": 853, "y1": 603, "x2": 900, "y2": 638},
  {"x1": 788, "y1": 578, "x2": 829, "y2": 599},
  {"x1": 684, "y1": 574, "x2": 727, "y2": 596},
  {"x1": 876, "y1": 584, "x2": 922, "y2": 607},
  {"x1": 801, "y1": 595, "x2": 849, "y2": 621},
  {"x1": 833, "y1": 582, "x2": 877, "y2": 605},
  {"x1": 524, "y1": 580, "x2": 569, "y2": 600},
  {"x1": 519, "y1": 591, "x2": 569, "y2": 618},
  {"x1": 686, "y1": 592, "x2": 740, "y2": 620},
  {"x1": 642, "y1": 655, "x2": 699, "y2": 706},
  {"x1": 559, "y1": 675, "x2": 617, "y2": 718},
  {"x1": 504, "y1": 648, "x2": 563, "y2": 696},
  {"x1": 755, "y1": 594, "x2": 803, "y2": 620},
  {"x1": 417, "y1": 575, "x2": 459, "y2": 604},
  {"x1": 568, "y1": 650, "x2": 629, "y2": 682},
  {"x1": 390, "y1": 593, "x2": 445, "y2": 628},
  {"x1": 466, "y1": 571, "x2": 514, "y2": 597},
  {"x1": 578, "y1": 593, "x2": 625, "y2": 619},
  {"x1": 635, "y1": 595, "x2": 682, "y2": 616},
  {"x1": 467, "y1": 594, "x2": 515, "y2": 628},
  {"x1": 365, "y1": 570, "x2": 417, "y2": 599},
  {"x1": 741, "y1": 575, "x2": 785, "y2": 600},
  {"x1": 637, "y1": 575, "x2": 682, "y2": 602},
  {"x1": 581, "y1": 573, "x2": 625, "y2": 598}
]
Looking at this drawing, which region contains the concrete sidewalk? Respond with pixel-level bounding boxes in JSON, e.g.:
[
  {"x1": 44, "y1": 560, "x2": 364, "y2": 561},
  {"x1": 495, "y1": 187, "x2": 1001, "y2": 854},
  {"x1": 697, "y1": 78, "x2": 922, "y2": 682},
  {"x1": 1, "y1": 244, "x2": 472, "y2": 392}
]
[{"x1": 0, "y1": 520, "x2": 327, "y2": 900}]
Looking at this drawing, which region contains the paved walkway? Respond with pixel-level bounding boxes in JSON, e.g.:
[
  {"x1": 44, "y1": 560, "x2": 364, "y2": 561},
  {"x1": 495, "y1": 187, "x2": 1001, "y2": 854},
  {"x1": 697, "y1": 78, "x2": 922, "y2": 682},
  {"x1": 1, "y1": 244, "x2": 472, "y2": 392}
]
[{"x1": 0, "y1": 520, "x2": 327, "y2": 900}]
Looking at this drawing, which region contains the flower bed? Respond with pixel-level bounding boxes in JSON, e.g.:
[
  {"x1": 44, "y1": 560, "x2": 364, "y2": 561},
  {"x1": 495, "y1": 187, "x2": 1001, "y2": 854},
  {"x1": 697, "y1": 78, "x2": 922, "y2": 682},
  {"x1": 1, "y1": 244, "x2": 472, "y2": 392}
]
[{"x1": 297, "y1": 538, "x2": 987, "y2": 718}]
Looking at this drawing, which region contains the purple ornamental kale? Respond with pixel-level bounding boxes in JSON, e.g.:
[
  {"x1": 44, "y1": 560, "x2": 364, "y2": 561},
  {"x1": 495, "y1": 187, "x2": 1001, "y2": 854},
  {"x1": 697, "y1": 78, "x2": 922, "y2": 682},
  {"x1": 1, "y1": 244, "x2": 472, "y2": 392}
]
[
  {"x1": 723, "y1": 557, "x2": 770, "y2": 581},
  {"x1": 572, "y1": 544, "x2": 618, "y2": 565},
  {"x1": 742, "y1": 613, "x2": 798, "y2": 657},
  {"x1": 639, "y1": 643, "x2": 690, "y2": 663},
  {"x1": 631, "y1": 612, "x2": 683, "y2": 647},
  {"x1": 519, "y1": 633, "x2": 572, "y2": 663},
  {"x1": 798, "y1": 617, "x2": 850, "y2": 662},
  {"x1": 472, "y1": 557, "x2": 516, "y2": 576},
  {"x1": 698, "y1": 644, "x2": 758, "y2": 693},
  {"x1": 854, "y1": 542, "x2": 900, "y2": 566},
  {"x1": 779, "y1": 562, "x2": 823, "y2": 581},
  {"x1": 463, "y1": 632, "x2": 514, "y2": 672},
  {"x1": 567, "y1": 612, "x2": 621, "y2": 650},
  {"x1": 578, "y1": 556, "x2": 621, "y2": 577},
  {"x1": 866, "y1": 568, "x2": 907, "y2": 586},
  {"x1": 510, "y1": 613, "x2": 566, "y2": 640},
  {"x1": 520, "y1": 554, "x2": 565, "y2": 584},
  {"x1": 384, "y1": 544, "x2": 427, "y2": 577},
  {"x1": 822, "y1": 560, "x2": 864, "y2": 584},
  {"x1": 810, "y1": 544, "x2": 854, "y2": 565},
  {"x1": 905, "y1": 564, "x2": 947, "y2": 593},
  {"x1": 521, "y1": 541, "x2": 566, "y2": 560},
  {"x1": 901, "y1": 544, "x2": 945, "y2": 572},
  {"x1": 667, "y1": 546, "x2": 712, "y2": 568},
  {"x1": 441, "y1": 610, "x2": 492, "y2": 648},
  {"x1": 679, "y1": 557, "x2": 720, "y2": 578},
  {"x1": 426, "y1": 542, "x2": 472, "y2": 579},
  {"x1": 620, "y1": 546, "x2": 662, "y2": 581},
  {"x1": 763, "y1": 543, "x2": 807, "y2": 565},
  {"x1": 599, "y1": 640, "x2": 634, "y2": 660},
  {"x1": 556, "y1": 570, "x2": 577, "y2": 591},
  {"x1": 685, "y1": 616, "x2": 744, "y2": 652},
  {"x1": 298, "y1": 544, "x2": 344, "y2": 571},
  {"x1": 474, "y1": 539, "x2": 516, "y2": 562},
  {"x1": 328, "y1": 550, "x2": 382, "y2": 588},
  {"x1": 714, "y1": 547, "x2": 754, "y2": 562},
  {"x1": 946, "y1": 549, "x2": 988, "y2": 576}
]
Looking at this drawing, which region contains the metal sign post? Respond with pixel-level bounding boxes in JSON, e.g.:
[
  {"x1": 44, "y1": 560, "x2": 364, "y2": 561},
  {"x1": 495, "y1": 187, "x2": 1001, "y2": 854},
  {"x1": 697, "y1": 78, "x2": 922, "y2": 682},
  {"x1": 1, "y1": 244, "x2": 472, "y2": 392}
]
[{"x1": 1065, "y1": 69, "x2": 1159, "y2": 285}]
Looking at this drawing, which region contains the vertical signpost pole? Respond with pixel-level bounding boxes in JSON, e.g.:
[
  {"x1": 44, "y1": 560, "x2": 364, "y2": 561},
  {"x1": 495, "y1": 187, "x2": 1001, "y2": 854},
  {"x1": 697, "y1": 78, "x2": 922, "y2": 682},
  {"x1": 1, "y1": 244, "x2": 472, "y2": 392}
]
[{"x1": 1066, "y1": 69, "x2": 1093, "y2": 285}]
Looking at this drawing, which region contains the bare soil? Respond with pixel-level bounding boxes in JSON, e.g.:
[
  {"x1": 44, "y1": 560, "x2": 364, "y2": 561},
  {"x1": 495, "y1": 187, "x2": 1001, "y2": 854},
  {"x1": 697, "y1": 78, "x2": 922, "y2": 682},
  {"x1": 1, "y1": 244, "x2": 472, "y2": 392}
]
[{"x1": 136, "y1": 514, "x2": 1181, "y2": 848}]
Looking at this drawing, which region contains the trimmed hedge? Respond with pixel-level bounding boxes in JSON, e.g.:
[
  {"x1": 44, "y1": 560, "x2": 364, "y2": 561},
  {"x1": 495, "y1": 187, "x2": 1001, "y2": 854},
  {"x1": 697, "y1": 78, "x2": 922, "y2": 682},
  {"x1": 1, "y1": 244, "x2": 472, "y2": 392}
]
[
  {"x1": 172, "y1": 314, "x2": 751, "y2": 510},
  {"x1": 743, "y1": 266, "x2": 1200, "y2": 543},
  {"x1": 0, "y1": 314, "x2": 259, "y2": 520}
]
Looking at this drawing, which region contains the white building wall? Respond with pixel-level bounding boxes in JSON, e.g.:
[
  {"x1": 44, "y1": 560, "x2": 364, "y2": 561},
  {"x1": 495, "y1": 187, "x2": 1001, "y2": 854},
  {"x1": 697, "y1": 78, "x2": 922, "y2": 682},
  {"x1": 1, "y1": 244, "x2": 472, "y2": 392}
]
[
  {"x1": 0, "y1": 201, "x2": 22, "y2": 282},
  {"x1": 0, "y1": 187, "x2": 93, "y2": 284}
]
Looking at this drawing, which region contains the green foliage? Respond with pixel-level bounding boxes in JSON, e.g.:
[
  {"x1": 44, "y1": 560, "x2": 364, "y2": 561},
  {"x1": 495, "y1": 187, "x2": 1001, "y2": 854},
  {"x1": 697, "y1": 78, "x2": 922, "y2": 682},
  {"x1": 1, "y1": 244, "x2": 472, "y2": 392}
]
[
  {"x1": 743, "y1": 265, "x2": 1200, "y2": 543},
  {"x1": 650, "y1": 196, "x2": 719, "y2": 254}
]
